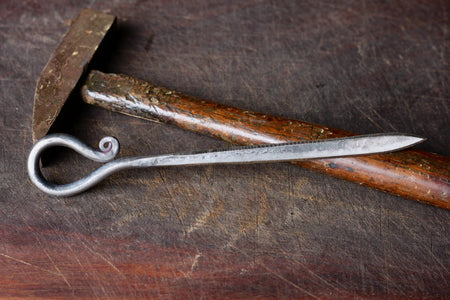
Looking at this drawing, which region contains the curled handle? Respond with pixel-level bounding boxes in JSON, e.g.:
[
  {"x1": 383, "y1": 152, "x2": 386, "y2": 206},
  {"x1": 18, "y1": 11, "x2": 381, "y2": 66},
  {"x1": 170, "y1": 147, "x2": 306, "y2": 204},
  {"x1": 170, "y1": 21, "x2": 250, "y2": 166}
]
[{"x1": 27, "y1": 134, "x2": 121, "y2": 196}]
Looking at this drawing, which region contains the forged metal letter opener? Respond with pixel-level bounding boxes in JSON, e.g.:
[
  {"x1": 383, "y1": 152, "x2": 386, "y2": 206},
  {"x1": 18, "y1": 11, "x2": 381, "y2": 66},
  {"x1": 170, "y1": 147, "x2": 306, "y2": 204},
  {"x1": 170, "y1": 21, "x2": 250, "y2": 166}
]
[{"x1": 28, "y1": 133, "x2": 424, "y2": 196}]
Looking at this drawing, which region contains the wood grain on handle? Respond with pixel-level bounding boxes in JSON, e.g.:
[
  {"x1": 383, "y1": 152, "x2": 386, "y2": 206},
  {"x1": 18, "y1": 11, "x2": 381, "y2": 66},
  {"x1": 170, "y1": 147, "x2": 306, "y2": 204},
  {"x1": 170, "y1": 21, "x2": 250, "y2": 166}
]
[{"x1": 82, "y1": 70, "x2": 450, "y2": 209}]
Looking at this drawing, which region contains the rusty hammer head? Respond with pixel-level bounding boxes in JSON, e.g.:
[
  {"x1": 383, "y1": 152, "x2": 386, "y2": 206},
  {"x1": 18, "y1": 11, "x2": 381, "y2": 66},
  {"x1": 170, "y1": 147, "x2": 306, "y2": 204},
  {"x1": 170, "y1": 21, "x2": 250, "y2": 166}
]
[{"x1": 32, "y1": 9, "x2": 116, "y2": 142}]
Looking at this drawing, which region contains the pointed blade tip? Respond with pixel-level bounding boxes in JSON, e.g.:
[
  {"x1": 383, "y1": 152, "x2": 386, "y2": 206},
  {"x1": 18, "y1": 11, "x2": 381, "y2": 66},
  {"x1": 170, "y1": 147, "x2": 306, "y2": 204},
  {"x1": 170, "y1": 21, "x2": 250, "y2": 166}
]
[
  {"x1": 401, "y1": 134, "x2": 426, "y2": 147},
  {"x1": 384, "y1": 133, "x2": 426, "y2": 152}
]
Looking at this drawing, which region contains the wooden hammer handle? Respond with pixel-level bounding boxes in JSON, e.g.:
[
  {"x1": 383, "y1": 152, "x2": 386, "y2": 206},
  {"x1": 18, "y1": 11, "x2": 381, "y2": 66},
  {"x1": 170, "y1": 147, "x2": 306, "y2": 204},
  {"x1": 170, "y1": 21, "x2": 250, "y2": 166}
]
[{"x1": 82, "y1": 70, "x2": 450, "y2": 209}]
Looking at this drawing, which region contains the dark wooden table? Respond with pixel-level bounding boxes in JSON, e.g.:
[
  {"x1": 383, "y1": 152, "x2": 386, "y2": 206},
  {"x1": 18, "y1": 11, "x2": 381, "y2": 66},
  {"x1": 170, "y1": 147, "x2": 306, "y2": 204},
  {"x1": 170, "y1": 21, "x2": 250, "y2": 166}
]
[{"x1": 1, "y1": 1, "x2": 448, "y2": 298}]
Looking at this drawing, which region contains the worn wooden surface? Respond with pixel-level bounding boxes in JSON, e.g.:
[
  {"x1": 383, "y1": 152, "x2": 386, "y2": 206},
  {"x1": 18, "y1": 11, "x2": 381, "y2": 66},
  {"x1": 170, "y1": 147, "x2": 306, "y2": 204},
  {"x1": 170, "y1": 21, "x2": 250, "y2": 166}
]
[{"x1": 0, "y1": 0, "x2": 449, "y2": 298}]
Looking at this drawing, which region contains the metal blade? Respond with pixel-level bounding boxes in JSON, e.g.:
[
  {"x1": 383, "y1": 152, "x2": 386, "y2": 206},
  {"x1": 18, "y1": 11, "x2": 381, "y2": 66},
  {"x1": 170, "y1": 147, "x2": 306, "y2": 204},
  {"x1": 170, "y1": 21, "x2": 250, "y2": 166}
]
[{"x1": 145, "y1": 133, "x2": 425, "y2": 167}]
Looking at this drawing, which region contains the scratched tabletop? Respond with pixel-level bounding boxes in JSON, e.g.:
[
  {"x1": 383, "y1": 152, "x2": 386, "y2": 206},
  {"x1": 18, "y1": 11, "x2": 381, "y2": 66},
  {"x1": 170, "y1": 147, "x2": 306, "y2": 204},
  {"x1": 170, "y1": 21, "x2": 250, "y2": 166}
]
[{"x1": 1, "y1": 0, "x2": 449, "y2": 298}]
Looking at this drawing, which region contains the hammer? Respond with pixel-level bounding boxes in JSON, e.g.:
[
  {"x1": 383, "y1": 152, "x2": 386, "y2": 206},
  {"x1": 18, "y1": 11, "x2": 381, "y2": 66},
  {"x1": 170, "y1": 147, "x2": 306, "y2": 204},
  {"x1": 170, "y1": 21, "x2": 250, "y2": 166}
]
[{"x1": 32, "y1": 9, "x2": 449, "y2": 209}]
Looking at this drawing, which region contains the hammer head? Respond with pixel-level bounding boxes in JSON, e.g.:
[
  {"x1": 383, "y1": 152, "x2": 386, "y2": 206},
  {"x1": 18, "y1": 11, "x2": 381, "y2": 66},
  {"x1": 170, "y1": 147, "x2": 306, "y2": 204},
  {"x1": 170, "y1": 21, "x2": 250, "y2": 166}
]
[{"x1": 32, "y1": 9, "x2": 116, "y2": 142}]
